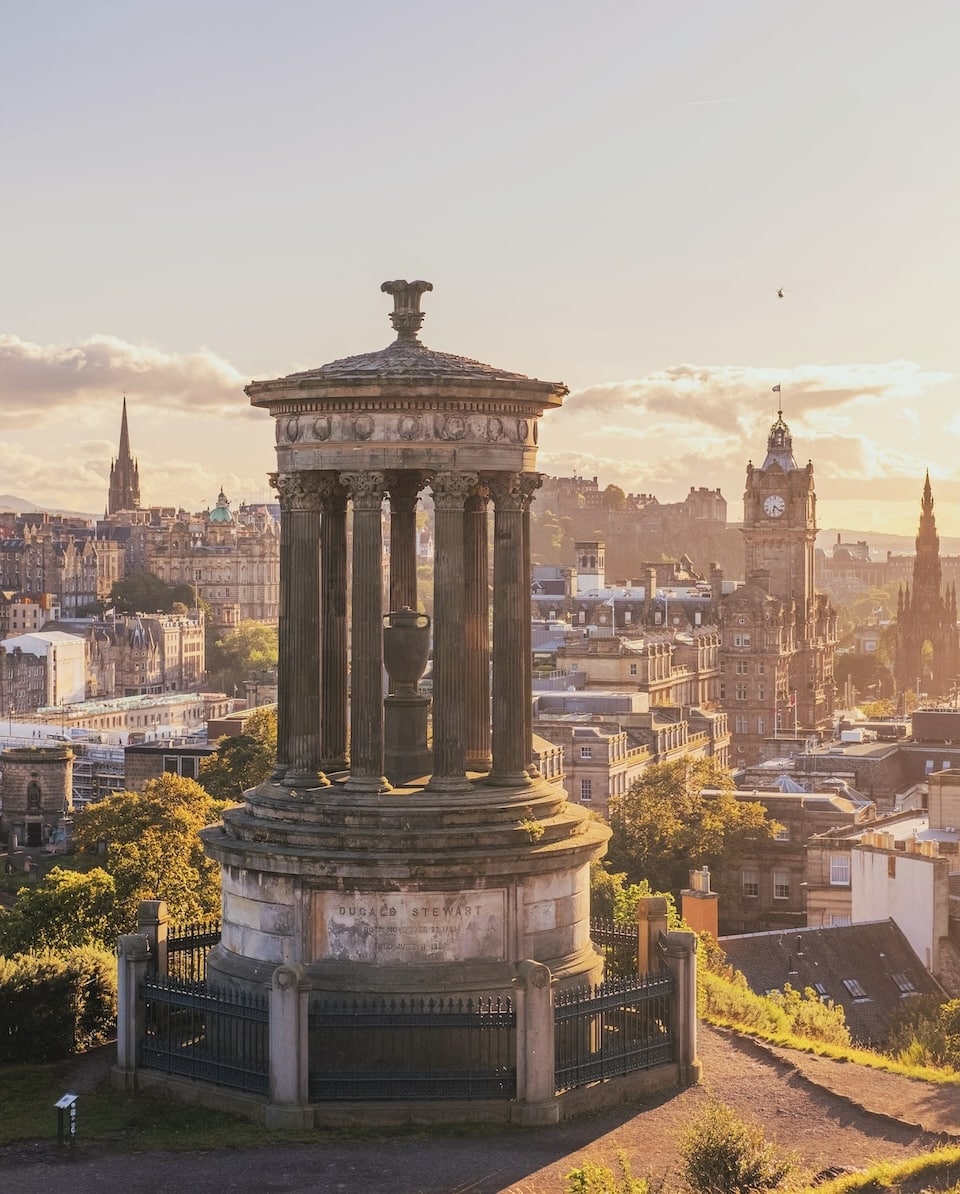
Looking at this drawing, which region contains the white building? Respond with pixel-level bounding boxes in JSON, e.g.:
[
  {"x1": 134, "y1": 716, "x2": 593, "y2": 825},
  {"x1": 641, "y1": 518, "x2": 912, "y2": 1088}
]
[{"x1": 0, "y1": 631, "x2": 86, "y2": 706}]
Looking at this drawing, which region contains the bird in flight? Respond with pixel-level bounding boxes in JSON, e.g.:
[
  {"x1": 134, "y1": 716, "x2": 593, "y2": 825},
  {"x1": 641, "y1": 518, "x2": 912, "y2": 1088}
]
[{"x1": 777, "y1": 287, "x2": 785, "y2": 299}]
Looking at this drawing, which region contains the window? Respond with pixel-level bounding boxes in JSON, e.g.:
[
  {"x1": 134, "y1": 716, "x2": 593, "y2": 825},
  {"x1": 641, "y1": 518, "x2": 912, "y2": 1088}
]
[
  {"x1": 735, "y1": 715, "x2": 748, "y2": 735},
  {"x1": 742, "y1": 869, "x2": 759, "y2": 898},
  {"x1": 830, "y1": 855, "x2": 850, "y2": 885},
  {"x1": 758, "y1": 662, "x2": 766, "y2": 675},
  {"x1": 774, "y1": 825, "x2": 790, "y2": 841},
  {"x1": 733, "y1": 632, "x2": 752, "y2": 647},
  {"x1": 719, "y1": 682, "x2": 726, "y2": 699},
  {"x1": 579, "y1": 779, "x2": 592, "y2": 802},
  {"x1": 891, "y1": 973, "x2": 916, "y2": 995},
  {"x1": 757, "y1": 685, "x2": 765, "y2": 701},
  {"x1": 842, "y1": 978, "x2": 869, "y2": 999},
  {"x1": 579, "y1": 746, "x2": 592, "y2": 760},
  {"x1": 757, "y1": 716, "x2": 765, "y2": 735},
  {"x1": 735, "y1": 683, "x2": 748, "y2": 701},
  {"x1": 736, "y1": 661, "x2": 749, "y2": 675},
  {"x1": 772, "y1": 870, "x2": 791, "y2": 900},
  {"x1": 629, "y1": 663, "x2": 638, "y2": 676}
]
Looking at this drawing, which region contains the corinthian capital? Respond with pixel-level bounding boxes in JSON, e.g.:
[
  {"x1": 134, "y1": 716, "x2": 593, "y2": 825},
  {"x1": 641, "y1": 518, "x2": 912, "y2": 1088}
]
[
  {"x1": 340, "y1": 470, "x2": 387, "y2": 510},
  {"x1": 270, "y1": 471, "x2": 323, "y2": 512},
  {"x1": 431, "y1": 471, "x2": 479, "y2": 511}
]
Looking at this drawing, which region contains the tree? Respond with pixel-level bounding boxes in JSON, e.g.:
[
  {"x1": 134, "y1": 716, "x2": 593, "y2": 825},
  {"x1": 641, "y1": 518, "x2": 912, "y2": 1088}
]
[
  {"x1": 199, "y1": 706, "x2": 277, "y2": 799},
  {"x1": 0, "y1": 867, "x2": 121, "y2": 956},
  {"x1": 109, "y1": 571, "x2": 196, "y2": 614},
  {"x1": 73, "y1": 774, "x2": 230, "y2": 926},
  {"x1": 603, "y1": 484, "x2": 626, "y2": 512},
  {"x1": 607, "y1": 759, "x2": 778, "y2": 894},
  {"x1": 207, "y1": 621, "x2": 278, "y2": 695}
]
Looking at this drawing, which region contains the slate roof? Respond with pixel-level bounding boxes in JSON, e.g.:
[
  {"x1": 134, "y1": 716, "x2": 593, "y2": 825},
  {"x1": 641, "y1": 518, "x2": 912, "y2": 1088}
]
[{"x1": 720, "y1": 919, "x2": 942, "y2": 1044}]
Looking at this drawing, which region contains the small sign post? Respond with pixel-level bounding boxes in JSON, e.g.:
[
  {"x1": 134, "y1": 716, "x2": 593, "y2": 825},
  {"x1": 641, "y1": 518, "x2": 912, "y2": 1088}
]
[{"x1": 55, "y1": 1093, "x2": 78, "y2": 1146}]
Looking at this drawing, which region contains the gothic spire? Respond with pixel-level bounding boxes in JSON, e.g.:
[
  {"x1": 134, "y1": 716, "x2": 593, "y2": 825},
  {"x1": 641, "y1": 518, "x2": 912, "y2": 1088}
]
[{"x1": 107, "y1": 396, "x2": 141, "y2": 514}]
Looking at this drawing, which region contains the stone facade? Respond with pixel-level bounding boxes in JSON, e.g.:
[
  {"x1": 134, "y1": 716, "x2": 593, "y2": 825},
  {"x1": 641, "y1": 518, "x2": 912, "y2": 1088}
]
[
  {"x1": 0, "y1": 745, "x2": 72, "y2": 847},
  {"x1": 720, "y1": 413, "x2": 838, "y2": 766}
]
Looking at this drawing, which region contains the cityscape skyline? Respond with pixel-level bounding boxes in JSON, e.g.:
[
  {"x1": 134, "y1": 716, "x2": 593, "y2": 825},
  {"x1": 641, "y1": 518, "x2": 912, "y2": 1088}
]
[{"x1": 3, "y1": 2, "x2": 958, "y2": 534}]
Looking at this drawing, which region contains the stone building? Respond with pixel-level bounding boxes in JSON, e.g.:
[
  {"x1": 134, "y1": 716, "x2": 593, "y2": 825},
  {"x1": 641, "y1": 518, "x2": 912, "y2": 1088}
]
[
  {"x1": 0, "y1": 523, "x2": 123, "y2": 616},
  {"x1": 202, "y1": 279, "x2": 610, "y2": 1022},
  {"x1": 137, "y1": 493, "x2": 279, "y2": 628},
  {"x1": 719, "y1": 411, "x2": 838, "y2": 766},
  {"x1": 0, "y1": 745, "x2": 72, "y2": 847},
  {"x1": 0, "y1": 642, "x2": 47, "y2": 717},
  {"x1": 0, "y1": 592, "x2": 59, "y2": 638}
]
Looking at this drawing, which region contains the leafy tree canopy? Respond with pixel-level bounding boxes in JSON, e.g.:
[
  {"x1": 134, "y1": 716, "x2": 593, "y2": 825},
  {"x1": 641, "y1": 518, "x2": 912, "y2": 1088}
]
[
  {"x1": 603, "y1": 484, "x2": 626, "y2": 511},
  {"x1": 199, "y1": 706, "x2": 277, "y2": 800},
  {"x1": 0, "y1": 867, "x2": 121, "y2": 956},
  {"x1": 109, "y1": 571, "x2": 196, "y2": 614},
  {"x1": 590, "y1": 863, "x2": 681, "y2": 926},
  {"x1": 207, "y1": 620, "x2": 278, "y2": 695},
  {"x1": 73, "y1": 774, "x2": 230, "y2": 927},
  {"x1": 606, "y1": 758, "x2": 778, "y2": 894}
]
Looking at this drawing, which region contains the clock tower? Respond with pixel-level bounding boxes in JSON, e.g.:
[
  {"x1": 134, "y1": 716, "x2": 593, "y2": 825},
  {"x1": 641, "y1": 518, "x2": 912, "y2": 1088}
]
[
  {"x1": 720, "y1": 409, "x2": 837, "y2": 766},
  {"x1": 742, "y1": 411, "x2": 816, "y2": 611}
]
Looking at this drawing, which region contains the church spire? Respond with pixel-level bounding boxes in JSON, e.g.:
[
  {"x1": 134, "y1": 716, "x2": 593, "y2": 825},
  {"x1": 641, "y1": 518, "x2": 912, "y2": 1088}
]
[{"x1": 108, "y1": 396, "x2": 141, "y2": 514}]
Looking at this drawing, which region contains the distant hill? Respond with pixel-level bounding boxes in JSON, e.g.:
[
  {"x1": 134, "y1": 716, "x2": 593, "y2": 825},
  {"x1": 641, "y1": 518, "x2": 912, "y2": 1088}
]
[{"x1": 0, "y1": 495, "x2": 98, "y2": 522}]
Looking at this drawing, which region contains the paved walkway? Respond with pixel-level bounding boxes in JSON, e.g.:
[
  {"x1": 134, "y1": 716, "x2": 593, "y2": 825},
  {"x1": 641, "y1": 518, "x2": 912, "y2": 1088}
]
[{"x1": 0, "y1": 1027, "x2": 954, "y2": 1193}]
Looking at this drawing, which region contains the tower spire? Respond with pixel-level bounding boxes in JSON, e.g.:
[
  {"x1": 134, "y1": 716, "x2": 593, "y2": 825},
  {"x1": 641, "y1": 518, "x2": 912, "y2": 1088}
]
[{"x1": 107, "y1": 396, "x2": 141, "y2": 514}]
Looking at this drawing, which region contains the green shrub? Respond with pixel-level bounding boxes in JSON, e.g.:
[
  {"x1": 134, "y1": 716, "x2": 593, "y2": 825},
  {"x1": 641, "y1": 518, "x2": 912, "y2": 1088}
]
[
  {"x1": 0, "y1": 947, "x2": 117, "y2": 1061},
  {"x1": 678, "y1": 1100, "x2": 793, "y2": 1193},
  {"x1": 567, "y1": 1150, "x2": 648, "y2": 1193},
  {"x1": 699, "y1": 964, "x2": 851, "y2": 1048}
]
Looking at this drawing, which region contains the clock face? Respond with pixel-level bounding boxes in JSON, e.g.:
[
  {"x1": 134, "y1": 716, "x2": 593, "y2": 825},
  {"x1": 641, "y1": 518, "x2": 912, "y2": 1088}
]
[{"x1": 763, "y1": 494, "x2": 786, "y2": 518}]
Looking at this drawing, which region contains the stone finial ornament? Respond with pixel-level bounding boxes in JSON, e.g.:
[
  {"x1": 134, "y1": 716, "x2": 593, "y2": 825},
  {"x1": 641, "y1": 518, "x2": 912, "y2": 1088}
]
[{"x1": 381, "y1": 279, "x2": 433, "y2": 343}]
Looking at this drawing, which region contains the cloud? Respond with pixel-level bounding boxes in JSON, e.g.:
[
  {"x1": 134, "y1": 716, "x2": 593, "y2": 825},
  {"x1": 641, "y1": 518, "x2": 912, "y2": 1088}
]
[
  {"x1": 562, "y1": 360, "x2": 954, "y2": 436},
  {"x1": 0, "y1": 333, "x2": 249, "y2": 423},
  {"x1": 539, "y1": 358, "x2": 960, "y2": 536}
]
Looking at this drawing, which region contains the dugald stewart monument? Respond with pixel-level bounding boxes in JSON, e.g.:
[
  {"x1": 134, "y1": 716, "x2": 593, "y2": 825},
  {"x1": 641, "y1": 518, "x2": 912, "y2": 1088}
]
[{"x1": 201, "y1": 281, "x2": 610, "y2": 1010}]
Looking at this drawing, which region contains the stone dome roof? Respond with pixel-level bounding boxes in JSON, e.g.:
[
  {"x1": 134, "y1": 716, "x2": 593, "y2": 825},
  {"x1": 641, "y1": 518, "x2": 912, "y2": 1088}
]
[
  {"x1": 280, "y1": 338, "x2": 533, "y2": 385},
  {"x1": 247, "y1": 280, "x2": 565, "y2": 400}
]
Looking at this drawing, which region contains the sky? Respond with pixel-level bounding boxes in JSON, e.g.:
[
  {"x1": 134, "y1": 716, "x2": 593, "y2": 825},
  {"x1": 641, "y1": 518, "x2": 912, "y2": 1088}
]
[{"x1": 2, "y1": 1, "x2": 959, "y2": 536}]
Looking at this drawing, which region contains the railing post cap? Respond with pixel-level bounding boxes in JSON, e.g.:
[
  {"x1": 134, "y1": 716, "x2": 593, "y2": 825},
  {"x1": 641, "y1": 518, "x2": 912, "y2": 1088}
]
[
  {"x1": 117, "y1": 933, "x2": 151, "y2": 960},
  {"x1": 515, "y1": 959, "x2": 552, "y2": 988}
]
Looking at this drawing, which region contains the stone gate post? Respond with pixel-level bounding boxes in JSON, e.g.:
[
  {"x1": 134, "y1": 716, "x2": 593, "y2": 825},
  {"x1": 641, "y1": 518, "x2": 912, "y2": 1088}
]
[
  {"x1": 137, "y1": 899, "x2": 169, "y2": 977},
  {"x1": 512, "y1": 959, "x2": 558, "y2": 1125},
  {"x1": 265, "y1": 963, "x2": 312, "y2": 1129},
  {"x1": 661, "y1": 929, "x2": 701, "y2": 1087},
  {"x1": 636, "y1": 895, "x2": 668, "y2": 976},
  {"x1": 114, "y1": 934, "x2": 150, "y2": 1089}
]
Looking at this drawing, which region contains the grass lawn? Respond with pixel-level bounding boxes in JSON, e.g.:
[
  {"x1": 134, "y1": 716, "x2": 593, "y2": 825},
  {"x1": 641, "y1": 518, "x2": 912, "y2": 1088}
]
[{"x1": 0, "y1": 1054, "x2": 322, "y2": 1152}]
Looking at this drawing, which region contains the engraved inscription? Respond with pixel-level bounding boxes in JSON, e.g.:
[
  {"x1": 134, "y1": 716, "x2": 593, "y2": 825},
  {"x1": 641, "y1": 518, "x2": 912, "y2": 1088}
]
[{"x1": 313, "y1": 889, "x2": 506, "y2": 964}]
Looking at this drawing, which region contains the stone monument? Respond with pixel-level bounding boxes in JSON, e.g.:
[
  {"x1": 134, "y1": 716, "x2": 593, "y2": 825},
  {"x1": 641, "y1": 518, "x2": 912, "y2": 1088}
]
[
  {"x1": 0, "y1": 746, "x2": 73, "y2": 848},
  {"x1": 202, "y1": 281, "x2": 609, "y2": 1006}
]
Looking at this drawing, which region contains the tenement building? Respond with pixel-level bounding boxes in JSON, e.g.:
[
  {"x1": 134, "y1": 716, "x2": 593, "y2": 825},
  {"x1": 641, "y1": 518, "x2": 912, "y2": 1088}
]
[{"x1": 719, "y1": 411, "x2": 837, "y2": 766}]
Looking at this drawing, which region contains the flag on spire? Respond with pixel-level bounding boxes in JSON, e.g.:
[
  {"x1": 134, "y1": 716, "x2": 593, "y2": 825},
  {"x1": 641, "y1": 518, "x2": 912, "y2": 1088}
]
[{"x1": 772, "y1": 384, "x2": 781, "y2": 393}]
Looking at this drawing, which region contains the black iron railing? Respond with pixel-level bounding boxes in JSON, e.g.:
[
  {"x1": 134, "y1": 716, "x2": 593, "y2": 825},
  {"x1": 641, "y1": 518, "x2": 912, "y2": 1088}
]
[
  {"x1": 308, "y1": 995, "x2": 516, "y2": 1101},
  {"x1": 589, "y1": 918, "x2": 639, "y2": 977},
  {"x1": 140, "y1": 975, "x2": 268, "y2": 1094},
  {"x1": 167, "y1": 919, "x2": 221, "y2": 983},
  {"x1": 554, "y1": 970, "x2": 674, "y2": 1093}
]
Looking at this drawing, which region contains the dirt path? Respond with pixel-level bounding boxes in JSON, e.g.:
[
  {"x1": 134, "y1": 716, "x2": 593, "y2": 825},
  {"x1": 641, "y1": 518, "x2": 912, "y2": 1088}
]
[{"x1": 0, "y1": 1026, "x2": 953, "y2": 1193}]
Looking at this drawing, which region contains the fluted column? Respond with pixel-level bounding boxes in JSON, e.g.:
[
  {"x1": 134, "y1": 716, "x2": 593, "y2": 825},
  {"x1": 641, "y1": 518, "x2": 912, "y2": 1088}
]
[
  {"x1": 341, "y1": 471, "x2": 390, "y2": 794},
  {"x1": 487, "y1": 472, "x2": 531, "y2": 788},
  {"x1": 464, "y1": 484, "x2": 491, "y2": 772},
  {"x1": 388, "y1": 472, "x2": 423, "y2": 614},
  {"x1": 521, "y1": 473, "x2": 542, "y2": 776},
  {"x1": 271, "y1": 472, "x2": 329, "y2": 789},
  {"x1": 427, "y1": 470, "x2": 477, "y2": 792},
  {"x1": 318, "y1": 474, "x2": 348, "y2": 769}
]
